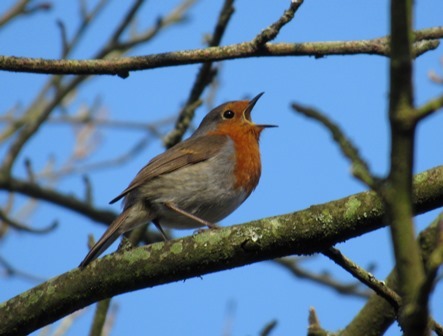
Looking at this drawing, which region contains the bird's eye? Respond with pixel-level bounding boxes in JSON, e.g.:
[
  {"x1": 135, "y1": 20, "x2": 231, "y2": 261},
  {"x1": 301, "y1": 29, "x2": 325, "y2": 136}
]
[{"x1": 223, "y1": 110, "x2": 235, "y2": 119}]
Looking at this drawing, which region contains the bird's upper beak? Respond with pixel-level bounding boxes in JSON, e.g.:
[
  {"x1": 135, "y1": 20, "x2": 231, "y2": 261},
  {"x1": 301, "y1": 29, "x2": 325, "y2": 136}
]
[{"x1": 244, "y1": 92, "x2": 278, "y2": 129}]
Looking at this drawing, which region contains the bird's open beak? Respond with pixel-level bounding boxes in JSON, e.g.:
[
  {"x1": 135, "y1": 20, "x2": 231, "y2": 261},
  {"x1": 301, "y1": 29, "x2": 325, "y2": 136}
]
[{"x1": 244, "y1": 92, "x2": 278, "y2": 129}]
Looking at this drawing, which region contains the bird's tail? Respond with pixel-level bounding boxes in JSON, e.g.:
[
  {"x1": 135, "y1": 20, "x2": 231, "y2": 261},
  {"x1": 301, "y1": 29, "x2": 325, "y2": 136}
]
[{"x1": 79, "y1": 209, "x2": 131, "y2": 268}]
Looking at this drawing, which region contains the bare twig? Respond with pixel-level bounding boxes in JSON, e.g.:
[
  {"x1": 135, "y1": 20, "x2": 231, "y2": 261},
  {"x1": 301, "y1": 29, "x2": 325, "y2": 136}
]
[
  {"x1": 259, "y1": 320, "x2": 278, "y2": 336},
  {"x1": 115, "y1": 0, "x2": 196, "y2": 52},
  {"x1": 164, "y1": 0, "x2": 235, "y2": 147},
  {"x1": 307, "y1": 307, "x2": 328, "y2": 336},
  {"x1": 0, "y1": 208, "x2": 57, "y2": 234},
  {"x1": 417, "y1": 214, "x2": 443, "y2": 331},
  {"x1": 275, "y1": 257, "x2": 371, "y2": 298},
  {"x1": 89, "y1": 299, "x2": 111, "y2": 336},
  {"x1": 60, "y1": 0, "x2": 109, "y2": 59},
  {"x1": 108, "y1": 0, "x2": 144, "y2": 46},
  {"x1": 291, "y1": 103, "x2": 379, "y2": 190},
  {"x1": 2, "y1": 76, "x2": 85, "y2": 174},
  {"x1": 428, "y1": 57, "x2": 443, "y2": 84},
  {"x1": 56, "y1": 19, "x2": 69, "y2": 57},
  {"x1": 0, "y1": 0, "x2": 51, "y2": 28},
  {"x1": 51, "y1": 309, "x2": 84, "y2": 336},
  {"x1": 1, "y1": 0, "x2": 193, "y2": 175},
  {"x1": 83, "y1": 175, "x2": 93, "y2": 205},
  {"x1": 433, "y1": 321, "x2": 443, "y2": 336},
  {"x1": 252, "y1": 0, "x2": 303, "y2": 47},
  {"x1": 0, "y1": 175, "x2": 116, "y2": 225},
  {"x1": 0, "y1": 255, "x2": 46, "y2": 282},
  {"x1": 0, "y1": 114, "x2": 174, "y2": 132},
  {"x1": 322, "y1": 247, "x2": 401, "y2": 311},
  {"x1": 24, "y1": 158, "x2": 35, "y2": 183},
  {"x1": 413, "y1": 94, "x2": 443, "y2": 122},
  {"x1": 38, "y1": 134, "x2": 155, "y2": 180}
]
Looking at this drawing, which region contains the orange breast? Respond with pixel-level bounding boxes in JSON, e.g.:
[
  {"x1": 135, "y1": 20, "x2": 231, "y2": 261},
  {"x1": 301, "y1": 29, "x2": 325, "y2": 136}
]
[{"x1": 210, "y1": 122, "x2": 262, "y2": 196}]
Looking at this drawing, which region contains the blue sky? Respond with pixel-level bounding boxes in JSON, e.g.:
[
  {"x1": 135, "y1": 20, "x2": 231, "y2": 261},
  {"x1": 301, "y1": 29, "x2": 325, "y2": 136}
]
[{"x1": 1, "y1": 1, "x2": 443, "y2": 335}]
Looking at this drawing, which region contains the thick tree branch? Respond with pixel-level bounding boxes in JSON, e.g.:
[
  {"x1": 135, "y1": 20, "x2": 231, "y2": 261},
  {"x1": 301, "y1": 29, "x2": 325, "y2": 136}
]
[
  {"x1": 0, "y1": 165, "x2": 442, "y2": 335},
  {"x1": 386, "y1": 0, "x2": 427, "y2": 334},
  {"x1": 0, "y1": 27, "x2": 441, "y2": 76}
]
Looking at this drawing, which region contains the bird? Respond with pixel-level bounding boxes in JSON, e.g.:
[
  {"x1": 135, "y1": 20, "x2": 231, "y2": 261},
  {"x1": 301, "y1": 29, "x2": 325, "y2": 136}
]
[{"x1": 79, "y1": 92, "x2": 275, "y2": 267}]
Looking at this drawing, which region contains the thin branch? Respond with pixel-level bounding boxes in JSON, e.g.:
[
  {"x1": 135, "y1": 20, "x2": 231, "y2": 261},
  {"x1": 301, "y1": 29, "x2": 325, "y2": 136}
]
[
  {"x1": 0, "y1": 255, "x2": 46, "y2": 283},
  {"x1": 115, "y1": 0, "x2": 196, "y2": 52},
  {"x1": 418, "y1": 214, "x2": 443, "y2": 326},
  {"x1": 108, "y1": 0, "x2": 144, "y2": 46},
  {"x1": 56, "y1": 19, "x2": 69, "y2": 57},
  {"x1": 1, "y1": 0, "x2": 193, "y2": 174},
  {"x1": 0, "y1": 0, "x2": 28, "y2": 26},
  {"x1": 2, "y1": 76, "x2": 86, "y2": 174},
  {"x1": 38, "y1": 134, "x2": 155, "y2": 180},
  {"x1": 0, "y1": 27, "x2": 441, "y2": 76},
  {"x1": 259, "y1": 320, "x2": 278, "y2": 336},
  {"x1": 0, "y1": 175, "x2": 116, "y2": 225},
  {"x1": 413, "y1": 94, "x2": 443, "y2": 122},
  {"x1": 0, "y1": 75, "x2": 60, "y2": 144},
  {"x1": 164, "y1": 0, "x2": 235, "y2": 147},
  {"x1": 414, "y1": 27, "x2": 443, "y2": 41},
  {"x1": 275, "y1": 258, "x2": 371, "y2": 298},
  {"x1": 0, "y1": 114, "x2": 174, "y2": 132},
  {"x1": 322, "y1": 247, "x2": 401, "y2": 310},
  {"x1": 83, "y1": 175, "x2": 93, "y2": 205},
  {"x1": 413, "y1": 39, "x2": 441, "y2": 57},
  {"x1": 291, "y1": 103, "x2": 378, "y2": 190},
  {"x1": 49, "y1": 310, "x2": 83, "y2": 336},
  {"x1": 428, "y1": 56, "x2": 443, "y2": 84},
  {"x1": 252, "y1": 0, "x2": 303, "y2": 47},
  {"x1": 24, "y1": 158, "x2": 35, "y2": 183},
  {"x1": 307, "y1": 307, "x2": 328, "y2": 336},
  {"x1": 433, "y1": 322, "x2": 443, "y2": 336},
  {"x1": 0, "y1": 208, "x2": 57, "y2": 234},
  {"x1": 60, "y1": 0, "x2": 109, "y2": 59},
  {"x1": 0, "y1": 0, "x2": 51, "y2": 28},
  {"x1": 89, "y1": 299, "x2": 111, "y2": 336}
]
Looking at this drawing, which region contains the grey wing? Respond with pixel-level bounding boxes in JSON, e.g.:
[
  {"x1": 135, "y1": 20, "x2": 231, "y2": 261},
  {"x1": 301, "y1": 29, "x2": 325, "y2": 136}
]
[{"x1": 109, "y1": 134, "x2": 229, "y2": 204}]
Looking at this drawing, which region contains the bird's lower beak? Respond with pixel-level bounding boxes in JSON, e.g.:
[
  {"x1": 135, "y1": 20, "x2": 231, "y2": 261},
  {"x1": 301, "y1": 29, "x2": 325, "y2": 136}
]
[{"x1": 244, "y1": 92, "x2": 278, "y2": 129}]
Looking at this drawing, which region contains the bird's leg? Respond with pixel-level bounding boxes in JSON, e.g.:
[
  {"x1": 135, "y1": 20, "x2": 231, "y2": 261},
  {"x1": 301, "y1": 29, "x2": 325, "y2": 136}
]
[
  {"x1": 164, "y1": 202, "x2": 219, "y2": 229},
  {"x1": 152, "y1": 219, "x2": 170, "y2": 241}
]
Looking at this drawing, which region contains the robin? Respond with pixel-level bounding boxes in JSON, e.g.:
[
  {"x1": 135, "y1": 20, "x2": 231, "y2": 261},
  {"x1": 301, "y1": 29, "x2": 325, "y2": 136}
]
[{"x1": 79, "y1": 92, "x2": 275, "y2": 267}]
